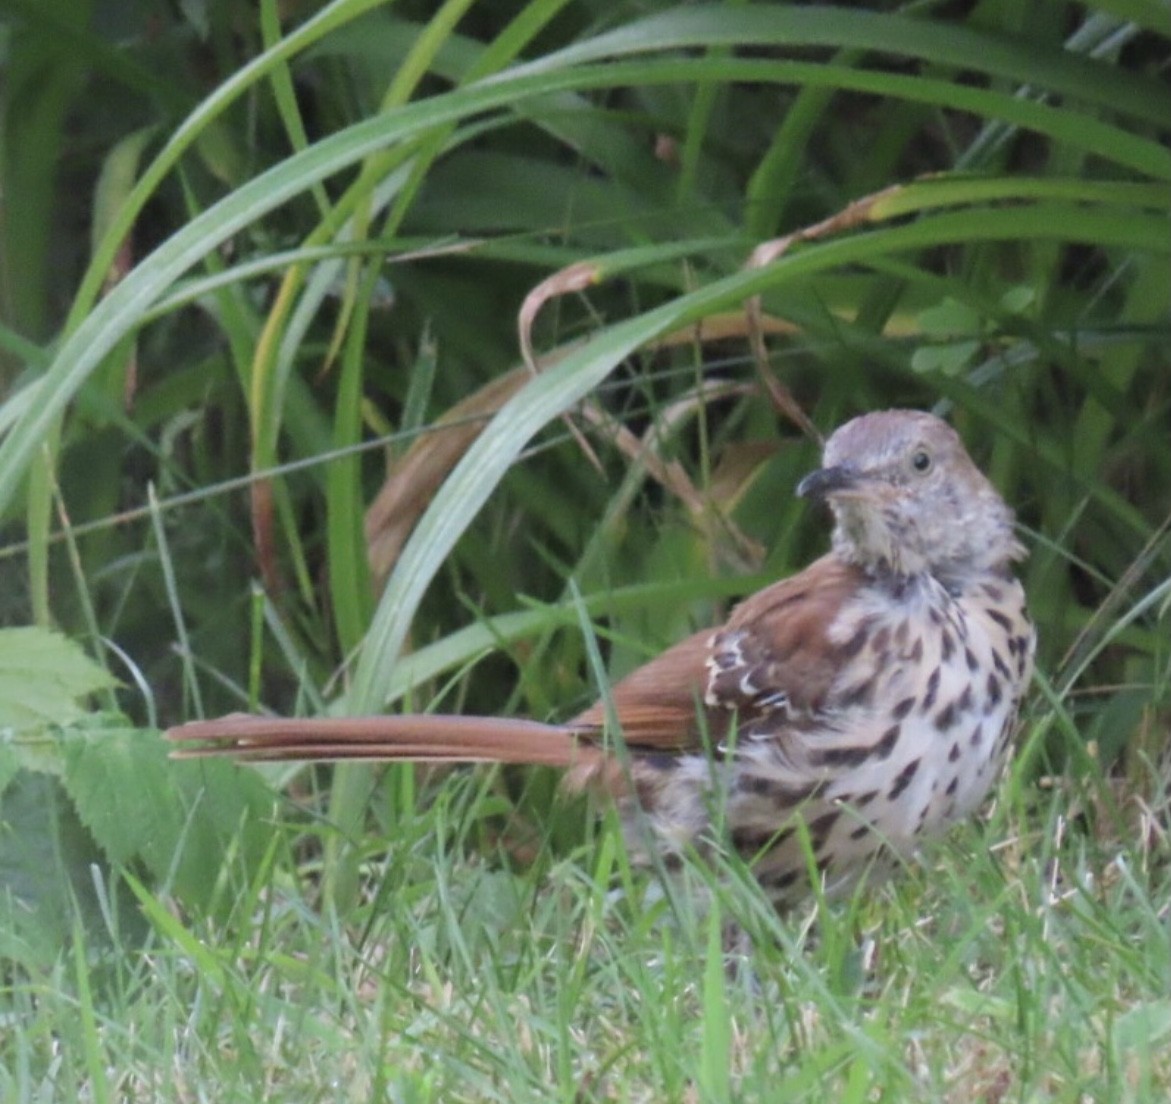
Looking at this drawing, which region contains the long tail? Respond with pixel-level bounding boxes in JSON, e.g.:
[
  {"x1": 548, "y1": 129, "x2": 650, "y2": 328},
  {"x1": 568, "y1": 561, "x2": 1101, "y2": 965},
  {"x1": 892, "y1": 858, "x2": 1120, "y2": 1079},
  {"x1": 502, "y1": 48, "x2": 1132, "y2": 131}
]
[{"x1": 166, "y1": 713, "x2": 601, "y2": 769}]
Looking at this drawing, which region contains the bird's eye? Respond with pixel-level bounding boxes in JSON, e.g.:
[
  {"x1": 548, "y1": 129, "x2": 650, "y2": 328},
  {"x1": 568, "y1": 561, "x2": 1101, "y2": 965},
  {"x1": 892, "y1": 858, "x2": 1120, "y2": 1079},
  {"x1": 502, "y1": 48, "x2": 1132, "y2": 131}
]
[{"x1": 911, "y1": 449, "x2": 932, "y2": 474}]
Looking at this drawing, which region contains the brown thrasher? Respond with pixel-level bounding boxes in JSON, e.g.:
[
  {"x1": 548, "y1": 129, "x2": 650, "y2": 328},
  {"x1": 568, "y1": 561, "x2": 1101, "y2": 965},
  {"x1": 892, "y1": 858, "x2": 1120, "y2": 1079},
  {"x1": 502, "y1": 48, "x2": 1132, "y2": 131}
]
[{"x1": 169, "y1": 409, "x2": 1034, "y2": 903}]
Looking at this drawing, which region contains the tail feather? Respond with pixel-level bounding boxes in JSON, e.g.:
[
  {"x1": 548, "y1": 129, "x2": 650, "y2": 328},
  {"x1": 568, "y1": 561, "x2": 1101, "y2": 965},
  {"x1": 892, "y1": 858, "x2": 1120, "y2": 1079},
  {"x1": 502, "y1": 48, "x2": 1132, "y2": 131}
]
[{"x1": 166, "y1": 713, "x2": 601, "y2": 769}]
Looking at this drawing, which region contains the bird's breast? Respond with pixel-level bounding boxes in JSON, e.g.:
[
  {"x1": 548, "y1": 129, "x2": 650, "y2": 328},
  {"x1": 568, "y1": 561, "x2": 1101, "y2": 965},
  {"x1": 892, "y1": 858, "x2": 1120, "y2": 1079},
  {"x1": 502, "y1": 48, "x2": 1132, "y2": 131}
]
[{"x1": 719, "y1": 571, "x2": 1032, "y2": 892}]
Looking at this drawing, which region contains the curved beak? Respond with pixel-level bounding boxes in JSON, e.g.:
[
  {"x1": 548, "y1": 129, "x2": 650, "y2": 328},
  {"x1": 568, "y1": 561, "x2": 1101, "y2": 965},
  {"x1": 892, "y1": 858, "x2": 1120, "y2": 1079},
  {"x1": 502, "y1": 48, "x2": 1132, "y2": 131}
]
[{"x1": 796, "y1": 463, "x2": 861, "y2": 501}]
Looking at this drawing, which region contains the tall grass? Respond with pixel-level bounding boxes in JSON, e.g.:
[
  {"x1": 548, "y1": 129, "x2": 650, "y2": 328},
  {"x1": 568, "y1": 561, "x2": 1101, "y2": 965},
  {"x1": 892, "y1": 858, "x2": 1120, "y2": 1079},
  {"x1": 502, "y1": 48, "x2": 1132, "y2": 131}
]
[{"x1": 0, "y1": 0, "x2": 1168, "y2": 1099}]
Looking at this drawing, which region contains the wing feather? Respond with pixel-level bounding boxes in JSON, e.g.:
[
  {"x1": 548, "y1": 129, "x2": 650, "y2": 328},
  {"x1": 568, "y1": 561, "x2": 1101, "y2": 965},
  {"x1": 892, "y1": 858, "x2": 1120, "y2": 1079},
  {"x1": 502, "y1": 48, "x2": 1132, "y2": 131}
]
[{"x1": 572, "y1": 554, "x2": 863, "y2": 749}]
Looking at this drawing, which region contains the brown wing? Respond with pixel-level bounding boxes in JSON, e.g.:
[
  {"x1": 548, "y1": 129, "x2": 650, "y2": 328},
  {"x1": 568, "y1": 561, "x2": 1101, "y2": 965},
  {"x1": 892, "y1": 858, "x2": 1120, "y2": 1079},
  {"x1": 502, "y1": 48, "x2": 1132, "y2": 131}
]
[{"x1": 571, "y1": 554, "x2": 864, "y2": 749}]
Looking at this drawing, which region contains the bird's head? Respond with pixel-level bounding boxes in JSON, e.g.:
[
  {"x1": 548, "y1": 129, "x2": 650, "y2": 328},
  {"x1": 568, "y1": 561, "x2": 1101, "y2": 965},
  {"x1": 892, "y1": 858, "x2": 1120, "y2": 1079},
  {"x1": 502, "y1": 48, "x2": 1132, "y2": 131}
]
[{"x1": 798, "y1": 409, "x2": 1024, "y2": 584}]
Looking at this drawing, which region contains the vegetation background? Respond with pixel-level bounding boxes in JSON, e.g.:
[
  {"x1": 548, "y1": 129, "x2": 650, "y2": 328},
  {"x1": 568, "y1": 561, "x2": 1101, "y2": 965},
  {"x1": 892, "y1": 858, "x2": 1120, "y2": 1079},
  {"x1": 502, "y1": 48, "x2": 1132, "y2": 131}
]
[{"x1": 0, "y1": 0, "x2": 1168, "y2": 1100}]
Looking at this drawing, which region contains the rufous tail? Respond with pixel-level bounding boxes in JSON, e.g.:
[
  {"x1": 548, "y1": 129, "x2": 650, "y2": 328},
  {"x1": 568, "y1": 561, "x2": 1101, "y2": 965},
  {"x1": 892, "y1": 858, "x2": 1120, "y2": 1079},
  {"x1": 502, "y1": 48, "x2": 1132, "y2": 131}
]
[{"x1": 166, "y1": 713, "x2": 601, "y2": 769}]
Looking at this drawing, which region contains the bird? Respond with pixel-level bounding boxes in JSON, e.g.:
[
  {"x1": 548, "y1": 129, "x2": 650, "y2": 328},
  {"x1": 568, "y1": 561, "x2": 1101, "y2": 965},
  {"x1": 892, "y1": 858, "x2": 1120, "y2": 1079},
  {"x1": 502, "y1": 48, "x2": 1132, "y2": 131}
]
[{"x1": 168, "y1": 409, "x2": 1034, "y2": 904}]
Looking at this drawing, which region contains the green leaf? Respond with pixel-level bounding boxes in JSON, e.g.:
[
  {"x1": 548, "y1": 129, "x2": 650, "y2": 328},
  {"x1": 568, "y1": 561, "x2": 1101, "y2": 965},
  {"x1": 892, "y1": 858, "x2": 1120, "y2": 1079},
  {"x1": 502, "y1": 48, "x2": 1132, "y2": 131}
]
[
  {"x1": 911, "y1": 340, "x2": 981, "y2": 376},
  {"x1": 58, "y1": 717, "x2": 277, "y2": 912},
  {"x1": 1000, "y1": 285, "x2": 1036, "y2": 314},
  {"x1": 911, "y1": 298, "x2": 985, "y2": 374},
  {"x1": 90, "y1": 126, "x2": 156, "y2": 259},
  {"x1": 0, "y1": 770, "x2": 146, "y2": 970},
  {"x1": 538, "y1": 6, "x2": 1171, "y2": 125},
  {"x1": 0, "y1": 627, "x2": 117, "y2": 732},
  {"x1": 61, "y1": 719, "x2": 186, "y2": 872},
  {"x1": 917, "y1": 299, "x2": 984, "y2": 338}
]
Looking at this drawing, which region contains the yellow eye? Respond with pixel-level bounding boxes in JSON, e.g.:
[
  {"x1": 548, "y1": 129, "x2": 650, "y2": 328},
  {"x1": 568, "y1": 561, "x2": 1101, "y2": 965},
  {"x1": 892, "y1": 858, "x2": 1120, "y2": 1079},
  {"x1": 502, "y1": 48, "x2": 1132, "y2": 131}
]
[{"x1": 911, "y1": 449, "x2": 932, "y2": 474}]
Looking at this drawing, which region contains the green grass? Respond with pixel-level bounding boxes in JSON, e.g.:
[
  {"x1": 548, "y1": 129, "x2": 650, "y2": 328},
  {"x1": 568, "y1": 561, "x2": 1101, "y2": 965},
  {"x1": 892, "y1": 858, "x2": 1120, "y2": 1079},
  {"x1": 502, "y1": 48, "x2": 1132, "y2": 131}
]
[
  {"x1": 4, "y1": 766, "x2": 1169, "y2": 1101},
  {"x1": 1, "y1": 0, "x2": 1169, "y2": 1099}
]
